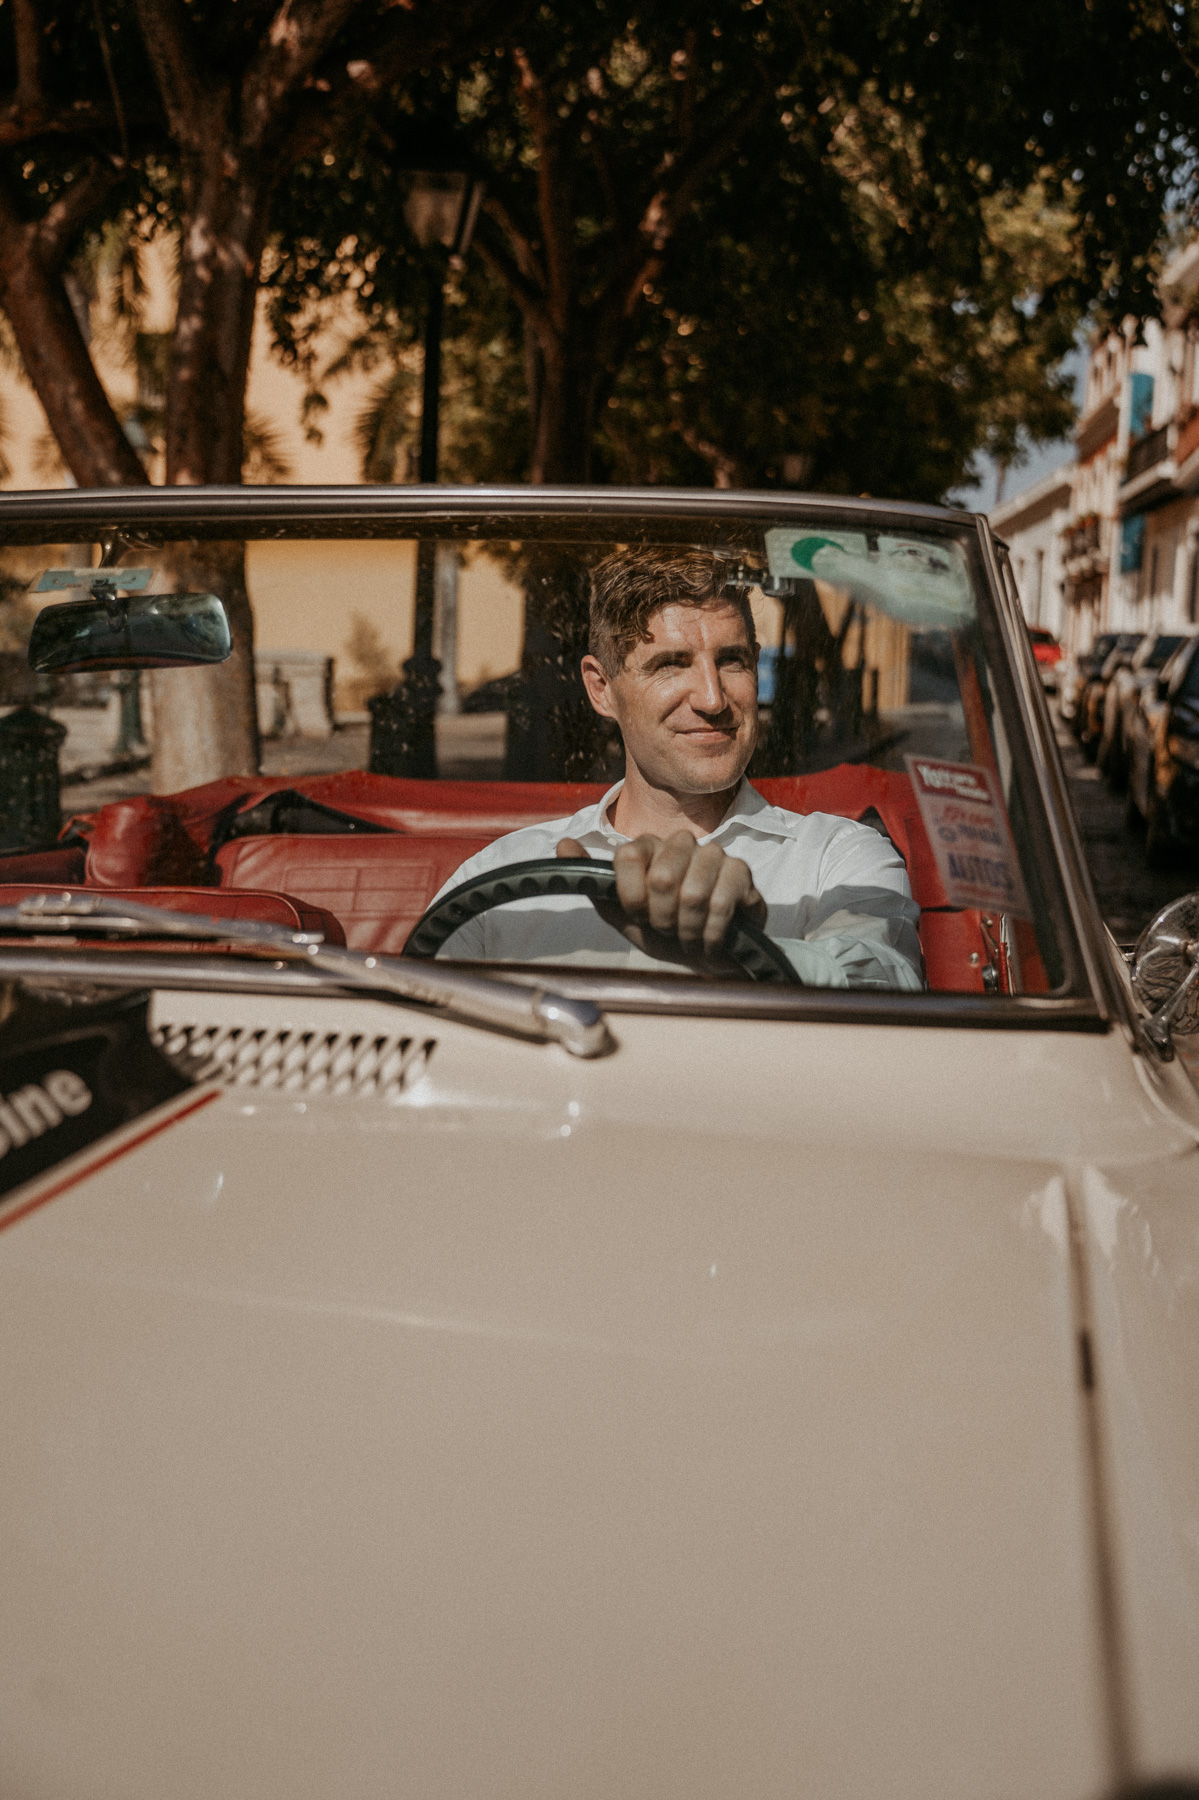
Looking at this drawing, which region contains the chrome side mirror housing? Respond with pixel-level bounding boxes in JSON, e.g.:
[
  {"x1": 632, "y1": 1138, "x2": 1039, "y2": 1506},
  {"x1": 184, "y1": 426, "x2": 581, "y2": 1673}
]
[{"x1": 1131, "y1": 892, "x2": 1199, "y2": 1055}]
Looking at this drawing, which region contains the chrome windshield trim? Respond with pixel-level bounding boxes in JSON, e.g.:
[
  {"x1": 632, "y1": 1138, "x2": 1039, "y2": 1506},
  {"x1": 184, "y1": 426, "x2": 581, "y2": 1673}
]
[
  {"x1": 0, "y1": 482, "x2": 974, "y2": 542},
  {"x1": 975, "y1": 519, "x2": 1123, "y2": 1025},
  {"x1": 0, "y1": 946, "x2": 1108, "y2": 1033}
]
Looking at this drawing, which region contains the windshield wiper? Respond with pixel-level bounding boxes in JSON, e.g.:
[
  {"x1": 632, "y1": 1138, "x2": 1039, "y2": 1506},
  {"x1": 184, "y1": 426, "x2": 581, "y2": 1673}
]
[{"x1": 0, "y1": 893, "x2": 613, "y2": 1059}]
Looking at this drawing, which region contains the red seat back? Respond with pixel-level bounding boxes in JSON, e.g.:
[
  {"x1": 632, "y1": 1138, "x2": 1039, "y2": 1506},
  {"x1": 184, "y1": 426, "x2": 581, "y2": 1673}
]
[
  {"x1": 0, "y1": 845, "x2": 86, "y2": 885},
  {"x1": 68, "y1": 765, "x2": 1048, "y2": 991},
  {"x1": 0, "y1": 884, "x2": 346, "y2": 943},
  {"x1": 215, "y1": 834, "x2": 491, "y2": 955}
]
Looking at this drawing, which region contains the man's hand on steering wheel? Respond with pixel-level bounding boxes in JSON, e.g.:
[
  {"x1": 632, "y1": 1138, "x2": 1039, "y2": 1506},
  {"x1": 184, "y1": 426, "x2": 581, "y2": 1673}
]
[{"x1": 556, "y1": 832, "x2": 766, "y2": 955}]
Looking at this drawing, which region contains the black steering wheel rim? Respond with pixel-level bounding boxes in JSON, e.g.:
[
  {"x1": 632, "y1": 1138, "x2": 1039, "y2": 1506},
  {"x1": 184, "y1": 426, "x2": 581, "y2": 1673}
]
[{"x1": 402, "y1": 856, "x2": 802, "y2": 984}]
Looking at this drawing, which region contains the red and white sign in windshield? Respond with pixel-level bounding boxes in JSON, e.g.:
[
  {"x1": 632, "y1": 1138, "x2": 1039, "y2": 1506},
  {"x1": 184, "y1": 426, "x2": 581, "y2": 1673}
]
[{"x1": 905, "y1": 754, "x2": 1031, "y2": 918}]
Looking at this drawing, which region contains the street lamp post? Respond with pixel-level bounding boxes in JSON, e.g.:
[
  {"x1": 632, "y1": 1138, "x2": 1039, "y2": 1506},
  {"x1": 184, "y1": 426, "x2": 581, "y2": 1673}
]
[{"x1": 369, "y1": 170, "x2": 482, "y2": 781}]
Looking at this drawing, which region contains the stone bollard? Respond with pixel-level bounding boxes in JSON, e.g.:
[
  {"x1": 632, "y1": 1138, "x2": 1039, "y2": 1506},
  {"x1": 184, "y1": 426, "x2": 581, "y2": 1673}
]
[{"x1": 0, "y1": 706, "x2": 68, "y2": 849}]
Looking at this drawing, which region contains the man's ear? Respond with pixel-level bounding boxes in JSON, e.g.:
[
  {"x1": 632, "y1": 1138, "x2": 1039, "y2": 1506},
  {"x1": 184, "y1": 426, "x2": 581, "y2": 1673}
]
[{"x1": 580, "y1": 653, "x2": 618, "y2": 720}]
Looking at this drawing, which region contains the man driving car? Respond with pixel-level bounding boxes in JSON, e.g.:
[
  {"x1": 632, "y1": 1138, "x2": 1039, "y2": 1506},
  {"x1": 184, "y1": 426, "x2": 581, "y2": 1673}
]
[{"x1": 430, "y1": 547, "x2": 923, "y2": 989}]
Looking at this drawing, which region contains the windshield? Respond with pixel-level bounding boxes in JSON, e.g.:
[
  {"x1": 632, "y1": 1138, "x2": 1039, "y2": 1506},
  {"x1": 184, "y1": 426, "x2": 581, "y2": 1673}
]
[
  {"x1": 0, "y1": 501, "x2": 1076, "y2": 1008},
  {"x1": 1145, "y1": 633, "x2": 1187, "y2": 670}
]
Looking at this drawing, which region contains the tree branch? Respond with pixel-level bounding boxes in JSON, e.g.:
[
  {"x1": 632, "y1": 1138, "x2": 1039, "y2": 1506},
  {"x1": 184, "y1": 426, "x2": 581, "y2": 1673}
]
[
  {"x1": 0, "y1": 171, "x2": 148, "y2": 486},
  {"x1": 602, "y1": 83, "x2": 771, "y2": 330},
  {"x1": 36, "y1": 159, "x2": 124, "y2": 269},
  {"x1": 131, "y1": 0, "x2": 212, "y2": 148},
  {"x1": 671, "y1": 419, "x2": 740, "y2": 488},
  {"x1": 92, "y1": 0, "x2": 130, "y2": 163},
  {"x1": 13, "y1": 0, "x2": 43, "y2": 115},
  {"x1": 472, "y1": 215, "x2": 553, "y2": 341},
  {"x1": 240, "y1": 0, "x2": 363, "y2": 154},
  {"x1": 588, "y1": 128, "x2": 622, "y2": 233},
  {"x1": 512, "y1": 46, "x2": 575, "y2": 331},
  {"x1": 0, "y1": 97, "x2": 132, "y2": 149},
  {"x1": 479, "y1": 188, "x2": 546, "y2": 299},
  {"x1": 280, "y1": 0, "x2": 520, "y2": 166}
]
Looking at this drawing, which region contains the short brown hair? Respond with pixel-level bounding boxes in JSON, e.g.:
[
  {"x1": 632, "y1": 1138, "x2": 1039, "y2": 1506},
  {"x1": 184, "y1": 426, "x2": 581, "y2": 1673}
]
[{"x1": 588, "y1": 547, "x2": 758, "y2": 677}]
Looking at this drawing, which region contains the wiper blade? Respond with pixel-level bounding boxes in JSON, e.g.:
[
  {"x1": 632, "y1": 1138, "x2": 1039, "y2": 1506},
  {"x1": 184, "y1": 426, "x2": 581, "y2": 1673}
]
[{"x1": 0, "y1": 893, "x2": 613, "y2": 1059}]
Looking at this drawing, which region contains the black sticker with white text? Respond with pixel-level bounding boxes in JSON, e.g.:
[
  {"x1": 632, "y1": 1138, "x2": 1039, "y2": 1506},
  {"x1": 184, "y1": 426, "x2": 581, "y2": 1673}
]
[{"x1": 0, "y1": 986, "x2": 192, "y2": 1202}]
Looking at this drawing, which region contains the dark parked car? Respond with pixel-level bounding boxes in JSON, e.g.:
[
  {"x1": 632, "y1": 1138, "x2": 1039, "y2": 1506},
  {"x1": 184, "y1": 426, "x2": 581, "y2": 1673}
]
[
  {"x1": 1076, "y1": 633, "x2": 1143, "y2": 758},
  {"x1": 1058, "y1": 629, "x2": 1121, "y2": 725},
  {"x1": 1098, "y1": 630, "x2": 1190, "y2": 788},
  {"x1": 1125, "y1": 633, "x2": 1199, "y2": 863}
]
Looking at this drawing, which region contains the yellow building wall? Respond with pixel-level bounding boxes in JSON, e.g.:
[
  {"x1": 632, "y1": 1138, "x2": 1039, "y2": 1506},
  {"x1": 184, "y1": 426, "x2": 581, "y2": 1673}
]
[{"x1": 0, "y1": 241, "x2": 529, "y2": 707}]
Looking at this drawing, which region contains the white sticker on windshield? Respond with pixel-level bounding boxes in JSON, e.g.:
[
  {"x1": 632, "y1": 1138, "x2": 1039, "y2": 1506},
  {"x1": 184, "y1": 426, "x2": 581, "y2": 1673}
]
[
  {"x1": 764, "y1": 529, "x2": 974, "y2": 628},
  {"x1": 905, "y1": 754, "x2": 1031, "y2": 919}
]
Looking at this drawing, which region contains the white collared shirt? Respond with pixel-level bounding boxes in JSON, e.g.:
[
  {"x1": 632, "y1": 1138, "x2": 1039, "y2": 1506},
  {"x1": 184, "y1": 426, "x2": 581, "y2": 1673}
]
[{"x1": 430, "y1": 778, "x2": 924, "y2": 990}]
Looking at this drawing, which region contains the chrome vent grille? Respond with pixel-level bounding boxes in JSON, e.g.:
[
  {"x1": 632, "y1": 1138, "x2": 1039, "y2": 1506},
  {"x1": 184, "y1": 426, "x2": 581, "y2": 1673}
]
[{"x1": 152, "y1": 1021, "x2": 434, "y2": 1100}]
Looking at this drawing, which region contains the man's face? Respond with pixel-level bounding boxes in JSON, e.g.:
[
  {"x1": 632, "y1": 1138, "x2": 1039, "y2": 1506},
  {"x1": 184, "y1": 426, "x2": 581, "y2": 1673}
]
[{"x1": 581, "y1": 599, "x2": 759, "y2": 795}]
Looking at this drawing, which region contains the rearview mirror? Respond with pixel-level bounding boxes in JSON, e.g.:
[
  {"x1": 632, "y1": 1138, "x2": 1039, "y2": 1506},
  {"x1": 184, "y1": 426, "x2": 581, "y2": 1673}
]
[{"x1": 28, "y1": 589, "x2": 233, "y2": 674}]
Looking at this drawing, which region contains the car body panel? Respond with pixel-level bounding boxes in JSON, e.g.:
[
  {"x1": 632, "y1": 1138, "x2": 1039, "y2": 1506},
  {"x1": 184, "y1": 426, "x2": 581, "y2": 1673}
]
[
  {"x1": 5, "y1": 992, "x2": 1197, "y2": 1800},
  {"x1": 0, "y1": 486, "x2": 1197, "y2": 1796},
  {"x1": 1081, "y1": 1149, "x2": 1199, "y2": 1771}
]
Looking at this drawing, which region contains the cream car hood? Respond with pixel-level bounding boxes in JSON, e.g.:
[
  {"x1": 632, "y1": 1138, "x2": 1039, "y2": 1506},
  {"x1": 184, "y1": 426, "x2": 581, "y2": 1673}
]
[{"x1": 0, "y1": 992, "x2": 1197, "y2": 1800}]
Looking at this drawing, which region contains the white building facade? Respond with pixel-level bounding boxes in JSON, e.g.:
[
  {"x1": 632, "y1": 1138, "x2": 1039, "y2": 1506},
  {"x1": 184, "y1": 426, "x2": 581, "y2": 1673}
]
[
  {"x1": 989, "y1": 465, "x2": 1072, "y2": 641},
  {"x1": 991, "y1": 242, "x2": 1199, "y2": 651}
]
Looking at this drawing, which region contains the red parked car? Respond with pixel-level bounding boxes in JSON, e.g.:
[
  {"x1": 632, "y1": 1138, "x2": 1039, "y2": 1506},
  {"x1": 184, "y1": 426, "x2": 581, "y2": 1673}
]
[{"x1": 1026, "y1": 625, "x2": 1062, "y2": 691}]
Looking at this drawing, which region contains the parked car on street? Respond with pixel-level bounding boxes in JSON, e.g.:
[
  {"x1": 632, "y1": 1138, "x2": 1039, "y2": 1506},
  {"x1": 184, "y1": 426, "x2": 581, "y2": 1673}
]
[
  {"x1": 1057, "y1": 628, "x2": 1122, "y2": 725},
  {"x1": 1027, "y1": 623, "x2": 1063, "y2": 691},
  {"x1": 1077, "y1": 632, "x2": 1144, "y2": 759},
  {"x1": 1125, "y1": 629, "x2": 1199, "y2": 865},
  {"x1": 1098, "y1": 629, "x2": 1190, "y2": 788},
  {"x1": 0, "y1": 485, "x2": 1197, "y2": 1800}
]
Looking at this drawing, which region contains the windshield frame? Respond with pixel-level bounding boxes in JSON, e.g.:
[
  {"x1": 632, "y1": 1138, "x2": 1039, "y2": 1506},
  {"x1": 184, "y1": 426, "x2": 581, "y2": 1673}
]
[{"x1": 0, "y1": 483, "x2": 1116, "y2": 1033}]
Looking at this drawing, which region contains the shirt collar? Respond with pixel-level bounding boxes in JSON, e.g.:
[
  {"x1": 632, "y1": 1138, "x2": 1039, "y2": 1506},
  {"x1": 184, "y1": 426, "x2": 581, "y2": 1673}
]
[{"x1": 561, "y1": 777, "x2": 798, "y2": 849}]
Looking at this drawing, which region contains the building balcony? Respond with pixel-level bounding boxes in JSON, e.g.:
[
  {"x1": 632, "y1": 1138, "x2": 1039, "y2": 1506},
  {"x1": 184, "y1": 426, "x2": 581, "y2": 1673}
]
[
  {"x1": 1074, "y1": 394, "x2": 1119, "y2": 464},
  {"x1": 1063, "y1": 515, "x2": 1101, "y2": 559},
  {"x1": 1120, "y1": 419, "x2": 1178, "y2": 512},
  {"x1": 1126, "y1": 420, "x2": 1173, "y2": 482}
]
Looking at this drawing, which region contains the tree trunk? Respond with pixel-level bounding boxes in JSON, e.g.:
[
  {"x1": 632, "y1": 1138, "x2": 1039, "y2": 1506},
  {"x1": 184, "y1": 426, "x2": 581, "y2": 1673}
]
[
  {"x1": 530, "y1": 337, "x2": 600, "y2": 484},
  {"x1": 149, "y1": 540, "x2": 258, "y2": 794},
  {"x1": 167, "y1": 162, "x2": 269, "y2": 487},
  {"x1": 0, "y1": 190, "x2": 149, "y2": 489},
  {"x1": 151, "y1": 157, "x2": 269, "y2": 793}
]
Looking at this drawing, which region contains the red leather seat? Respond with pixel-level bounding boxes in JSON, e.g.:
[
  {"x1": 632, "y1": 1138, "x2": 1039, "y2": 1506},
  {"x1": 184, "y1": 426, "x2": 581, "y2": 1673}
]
[
  {"x1": 0, "y1": 884, "x2": 346, "y2": 943},
  {"x1": 215, "y1": 834, "x2": 491, "y2": 955},
  {"x1": 67, "y1": 765, "x2": 1048, "y2": 991},
  {"x1": 0, "y1": 845, "x2": 86, "y2": 885}
]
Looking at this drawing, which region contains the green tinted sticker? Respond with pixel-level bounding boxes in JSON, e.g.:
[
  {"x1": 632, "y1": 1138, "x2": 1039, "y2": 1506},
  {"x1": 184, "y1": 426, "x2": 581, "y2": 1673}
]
[{"x1": 764, "y1": 529, "x2": 974, "y2": 627}]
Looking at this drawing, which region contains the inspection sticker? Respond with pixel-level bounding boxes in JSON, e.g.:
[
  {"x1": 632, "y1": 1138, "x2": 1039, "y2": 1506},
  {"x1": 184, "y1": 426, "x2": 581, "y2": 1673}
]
[{"x1": 905, "y1": 754, "x2": 1031, "y2": 918}]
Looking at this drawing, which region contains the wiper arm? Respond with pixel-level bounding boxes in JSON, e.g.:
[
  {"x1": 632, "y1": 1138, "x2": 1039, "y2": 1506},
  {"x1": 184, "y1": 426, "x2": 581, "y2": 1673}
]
[{"x1": 0, "y1": 893, "x2": 614, "y2": 1059}]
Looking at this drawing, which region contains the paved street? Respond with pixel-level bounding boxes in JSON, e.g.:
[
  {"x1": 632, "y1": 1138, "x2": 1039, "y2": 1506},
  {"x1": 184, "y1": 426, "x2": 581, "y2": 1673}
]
[
  {"x1": 1053, "y1": 713, "x2": 1199, "y2": 1083},
  {"x1": 1052, "y1": 712, "x2": 1196, "y2": 946}
]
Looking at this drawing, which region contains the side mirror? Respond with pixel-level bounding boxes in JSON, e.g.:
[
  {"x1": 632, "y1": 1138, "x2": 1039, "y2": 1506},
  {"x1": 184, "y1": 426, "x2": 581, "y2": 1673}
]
[
  {"x1": 28, "y1": 588, "x2": 233, "y2": 674},
  {"x1": 1131, "y1": 892, "x2": 1199, "y2": 1054}
]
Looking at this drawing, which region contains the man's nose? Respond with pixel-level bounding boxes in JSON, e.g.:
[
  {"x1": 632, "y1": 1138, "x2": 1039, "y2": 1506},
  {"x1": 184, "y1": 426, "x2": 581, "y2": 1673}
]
[{"x1": 690, "y1": 656, "x2": 730, "y2": 715}]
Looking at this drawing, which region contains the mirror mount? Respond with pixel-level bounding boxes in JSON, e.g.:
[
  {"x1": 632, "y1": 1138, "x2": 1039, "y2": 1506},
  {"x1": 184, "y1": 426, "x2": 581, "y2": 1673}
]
[{"x1": 1131, "y1": 892, "x2": 1199, "y2": 1057}]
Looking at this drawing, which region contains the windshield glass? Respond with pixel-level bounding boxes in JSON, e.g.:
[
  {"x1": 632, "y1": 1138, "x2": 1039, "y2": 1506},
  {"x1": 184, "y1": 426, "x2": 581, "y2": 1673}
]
[
  {"x1": 1146, "y1": 632, "x2": 1187, "y2": 670},
  {"x1": 0, "y1": 504, "x2": 1075, "y2": 1005}
]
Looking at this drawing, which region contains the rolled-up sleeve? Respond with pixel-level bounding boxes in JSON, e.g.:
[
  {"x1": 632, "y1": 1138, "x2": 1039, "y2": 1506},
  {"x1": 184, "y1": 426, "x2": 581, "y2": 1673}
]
[{"x1": 776, "y1": 823, "x2": 924, "y2": 990}]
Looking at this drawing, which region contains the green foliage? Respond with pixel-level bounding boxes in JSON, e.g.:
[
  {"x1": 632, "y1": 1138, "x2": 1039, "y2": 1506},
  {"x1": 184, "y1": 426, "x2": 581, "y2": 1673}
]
[{"x1": 5, "y1": 0, "x2": 1199, "y2": 504}]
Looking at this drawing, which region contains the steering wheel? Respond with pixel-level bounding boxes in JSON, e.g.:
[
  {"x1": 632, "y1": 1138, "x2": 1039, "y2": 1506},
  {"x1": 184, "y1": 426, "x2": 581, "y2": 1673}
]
[{"x1": 403, "y1": 856, "x2": 802, "y2": 984}]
